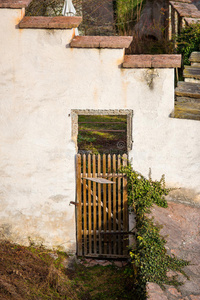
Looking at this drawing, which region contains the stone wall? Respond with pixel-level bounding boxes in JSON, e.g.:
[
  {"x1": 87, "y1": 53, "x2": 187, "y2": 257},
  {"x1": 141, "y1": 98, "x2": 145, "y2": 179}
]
[{"x1": 0, "y1": 2, "x2": 199, "y2": 252}]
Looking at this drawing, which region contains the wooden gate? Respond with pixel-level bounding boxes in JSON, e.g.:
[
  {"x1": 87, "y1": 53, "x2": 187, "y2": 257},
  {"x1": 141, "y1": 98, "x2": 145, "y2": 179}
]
[{"x1": 76, "y1": 153, "x2": 129, "y2": 259}]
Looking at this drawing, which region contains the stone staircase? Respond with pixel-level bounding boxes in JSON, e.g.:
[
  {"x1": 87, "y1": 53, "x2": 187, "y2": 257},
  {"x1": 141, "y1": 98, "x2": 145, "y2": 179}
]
[{"x1": 173, "y1": 52, "x2": 200, "y2": 120}]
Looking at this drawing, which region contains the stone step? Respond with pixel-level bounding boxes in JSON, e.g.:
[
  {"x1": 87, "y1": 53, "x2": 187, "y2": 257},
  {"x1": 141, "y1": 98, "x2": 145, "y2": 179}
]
[
  {"x1": 176, "y1": 95, "x2": 200, "y2": 104},
  {"x1": 183, "y1": 66, "x2": 200, "y2": 80},
  {"x1": 191, "y1": 62, "x2": 200, "y2": 67},
  {"x1": 175, "y1": 81, "x2": 200, "y2": 98},
  {"x1": 172, "y1": 102, "x2": 200, "y2": 120},
  {"x1": 189, "y1": 52, "x2": 200, "y2": 63},
  {"x1": 185, "y1": 78, "x2": 200, "y2": 83}
]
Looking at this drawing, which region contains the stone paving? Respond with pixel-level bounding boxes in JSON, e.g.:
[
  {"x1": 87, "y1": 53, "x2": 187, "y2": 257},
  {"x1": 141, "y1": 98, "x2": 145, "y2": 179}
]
[
  {"x1": 79, "y1": 258, "x2": 128, "y2": 268},
  {"x1": 147, "y1": 201, "x2": 200, "y2": 300}
]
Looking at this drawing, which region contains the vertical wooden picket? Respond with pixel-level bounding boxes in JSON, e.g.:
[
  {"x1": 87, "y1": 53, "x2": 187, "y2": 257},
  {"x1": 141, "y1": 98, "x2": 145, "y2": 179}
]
[
  {"x1": 83, "y1": 154, "x2": 87, "y2": 255},
  {"x1": 88, "y1": 154, "x2": 92, "y2": 254},
  {"x1": 98, "y1": 154, "x2": 102, "y2": 255},
  {"x1": 76, "y1": 154, "x2": 82, "y2": 256},
  {"x1": 112, "y1": 154, "x2": 117, "y2": 254},
  {"x1": 123, "y1": 154, "x2": 128, "y2": 255},
  {"x1": 117, "y1": 155, "x2": 122, "y2": 255},
  {"x1": 103, "y1": 154, "x2": 107, "y2": 254},
  {"x1": 108, "y1": 154, "x2": 112, "y2": 254},
  {"x1": 93, "y1": 154, "x2": 97, "y2": 255}
]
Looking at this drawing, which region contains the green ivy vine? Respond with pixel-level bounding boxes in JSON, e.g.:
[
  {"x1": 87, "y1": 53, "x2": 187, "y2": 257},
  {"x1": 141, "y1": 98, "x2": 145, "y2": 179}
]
[
  {"x1": 121, "y1": 164, "x2": 189, "y2": 299},
  {"x1": 176, "y1": 23, "x2": 200, "y2": 65}
]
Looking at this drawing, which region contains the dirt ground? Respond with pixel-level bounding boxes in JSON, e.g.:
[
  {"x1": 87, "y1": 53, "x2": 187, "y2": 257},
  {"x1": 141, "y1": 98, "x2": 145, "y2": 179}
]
[{"x1": 0, "y1": 241, "x2": 136, "y2": 300}]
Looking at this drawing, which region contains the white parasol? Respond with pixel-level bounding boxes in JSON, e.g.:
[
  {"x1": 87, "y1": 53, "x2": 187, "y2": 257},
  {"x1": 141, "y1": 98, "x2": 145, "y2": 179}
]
[
  {"x1": 62, "y1": 0, "x2": 76, "y2": 16},
  {"x1": 62, "y1": 0, "x2": 79, "y2": 35}
]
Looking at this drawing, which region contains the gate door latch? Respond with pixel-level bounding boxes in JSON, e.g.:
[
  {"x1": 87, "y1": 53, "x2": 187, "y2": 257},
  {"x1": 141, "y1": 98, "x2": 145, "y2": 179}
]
[{"x1": 69, "y1": 201, "x2": 79, "y2": 206}]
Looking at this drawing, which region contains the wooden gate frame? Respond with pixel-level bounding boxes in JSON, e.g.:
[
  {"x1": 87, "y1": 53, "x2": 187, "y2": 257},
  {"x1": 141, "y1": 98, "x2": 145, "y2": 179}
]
[{"x1": 76, "y1": 153, "x2": 129, "y2": 259}]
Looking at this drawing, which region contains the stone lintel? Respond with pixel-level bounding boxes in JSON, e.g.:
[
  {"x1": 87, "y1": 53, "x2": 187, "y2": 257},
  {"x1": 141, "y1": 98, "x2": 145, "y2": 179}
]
[
  {"x1": 19, "y1": 16, "x2": 82, "y2": 29},
  {"x1": 123, "y1": 55, "x2": 182, "y2": 68},
  {"x1": 70, "y1": 36, "x2": 133, "y2": 49},
  {"x1": 0, "y1": 0, "x2": 31, "y2": 8}
]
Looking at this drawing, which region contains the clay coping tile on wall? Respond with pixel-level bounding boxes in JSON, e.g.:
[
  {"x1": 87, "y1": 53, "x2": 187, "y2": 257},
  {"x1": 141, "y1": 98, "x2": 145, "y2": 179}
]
[
  {"x1": 0, "y1": 0, "x2": 32, "y2": 8},
  {"x1": 123, "y1": 55, "x2": 182, "y2": 68},
  {"x1": 70, "y1": 36, "x2": 133, "y2": 49},
  {"x1": 169, "y1": 1, "x2": 200, "y2": 18},
  {"x1": 19, "y1": 16, "x2": 82, "y2": 29}
]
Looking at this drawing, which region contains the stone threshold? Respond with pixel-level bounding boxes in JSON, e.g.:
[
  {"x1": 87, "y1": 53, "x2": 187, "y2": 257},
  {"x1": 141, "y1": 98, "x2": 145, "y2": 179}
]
[{"x1": 79, "y1": 258, "x2": 128, "y2": 268}]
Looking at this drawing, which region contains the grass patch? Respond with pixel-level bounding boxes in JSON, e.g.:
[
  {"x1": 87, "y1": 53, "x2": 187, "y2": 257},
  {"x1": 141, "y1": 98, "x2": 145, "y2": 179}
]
[
  {"x1": 73, "y1": 264, "x2": 136, "y2": 300},
  {"x1": 78, "y1": 115, "x2": 127, "y2": 155}
]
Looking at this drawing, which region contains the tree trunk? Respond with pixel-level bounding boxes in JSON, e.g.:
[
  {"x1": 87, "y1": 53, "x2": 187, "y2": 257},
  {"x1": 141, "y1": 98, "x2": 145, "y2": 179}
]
[{"x1": 134, "y1": 0, "x2": 168, "y2": 40}]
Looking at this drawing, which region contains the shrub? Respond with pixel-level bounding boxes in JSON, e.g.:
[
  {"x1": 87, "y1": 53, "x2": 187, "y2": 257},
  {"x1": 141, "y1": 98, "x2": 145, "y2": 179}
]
[{"x1": 176, "y1": 23, "x2": 200, "y2": 65}]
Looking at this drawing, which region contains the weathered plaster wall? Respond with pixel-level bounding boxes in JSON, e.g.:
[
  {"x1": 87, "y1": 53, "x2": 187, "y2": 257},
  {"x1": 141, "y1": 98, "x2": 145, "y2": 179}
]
[
  {"x1": 0, "y1": 8, "x2": 200, "y2": 251},
  {"x1": 0, "y1": 9, "x2": 78, "y2": 252}
]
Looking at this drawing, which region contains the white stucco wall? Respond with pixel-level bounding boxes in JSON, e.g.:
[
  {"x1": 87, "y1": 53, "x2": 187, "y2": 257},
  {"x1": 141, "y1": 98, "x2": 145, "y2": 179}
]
[{"x1": 0, "y1": 8, "x2": 200, "y2": 251}]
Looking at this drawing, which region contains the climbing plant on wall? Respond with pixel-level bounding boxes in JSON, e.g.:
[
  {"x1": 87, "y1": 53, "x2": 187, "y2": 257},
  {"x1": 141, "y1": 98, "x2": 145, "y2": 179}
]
[{"x1": 121, "y1": 164, "x2": 189, "y2": 299}]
